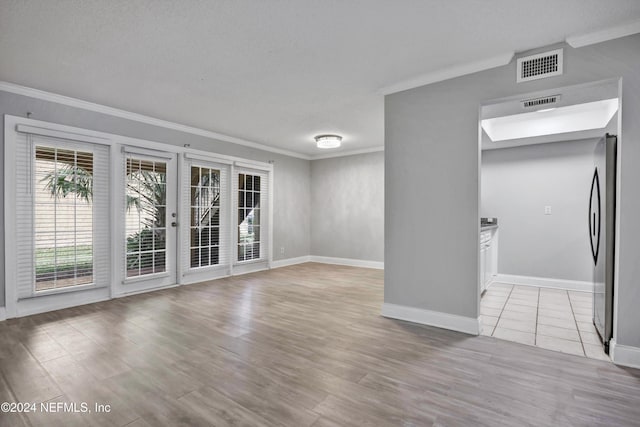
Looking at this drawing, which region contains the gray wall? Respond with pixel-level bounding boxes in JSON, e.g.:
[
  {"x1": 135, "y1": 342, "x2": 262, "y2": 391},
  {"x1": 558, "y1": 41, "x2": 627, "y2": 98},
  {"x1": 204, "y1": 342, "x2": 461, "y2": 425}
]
[
  {"x1": 385, "y1": 34, "x2": 640, "y2": 349},
  {"x1": 481, "y1": 139, "x2": 597, "y2": 282},
  {"x1": 310, "y1": 151, "x2": 384, "y2": 262},
  {"x1": 0, "y1": 91, "x2": 311, "y2": 307}
]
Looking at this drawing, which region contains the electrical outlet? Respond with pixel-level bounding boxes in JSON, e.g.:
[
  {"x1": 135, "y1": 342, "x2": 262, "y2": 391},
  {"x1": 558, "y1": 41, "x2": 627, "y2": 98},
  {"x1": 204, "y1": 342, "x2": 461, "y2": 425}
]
[
  {"x1": 544, "y1": 206, "x2": 552, "y2": 215},
  {"x1": 280, "y1": 247, "x2": 285, "y2": 255}
]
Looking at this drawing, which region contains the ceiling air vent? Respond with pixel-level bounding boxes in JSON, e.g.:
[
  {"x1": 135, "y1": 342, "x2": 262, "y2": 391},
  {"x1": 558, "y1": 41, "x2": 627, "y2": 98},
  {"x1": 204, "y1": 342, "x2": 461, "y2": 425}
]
[
  {"x1": 517, "y1": 48, "x2": 563, "y2": 83},
  {"x1": 522, "y1": 94, "x2": 561, "y2": 109}
]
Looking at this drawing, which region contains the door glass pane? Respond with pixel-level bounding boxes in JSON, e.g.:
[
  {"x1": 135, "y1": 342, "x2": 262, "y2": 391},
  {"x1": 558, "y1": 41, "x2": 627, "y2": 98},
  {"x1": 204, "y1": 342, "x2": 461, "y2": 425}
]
[
  {"x1": 125, "y1": 157, "x2": 167, "y2": 277},
  {"x1": 237, "y1": 173, "x2": 261, "y2": 261},
  {"x1": 190, "y1": 165, "x2": 221, "y2": 268},
  {"x1": 34, "y1": 146, "x2": 94, "y2": 291}
]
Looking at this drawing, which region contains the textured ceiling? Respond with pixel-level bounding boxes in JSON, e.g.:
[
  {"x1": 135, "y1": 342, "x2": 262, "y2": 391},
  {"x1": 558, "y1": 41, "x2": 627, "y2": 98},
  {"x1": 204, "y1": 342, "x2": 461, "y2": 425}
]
[{"x1": 1, "y1": 1, "x2": 640, "y2": 156}]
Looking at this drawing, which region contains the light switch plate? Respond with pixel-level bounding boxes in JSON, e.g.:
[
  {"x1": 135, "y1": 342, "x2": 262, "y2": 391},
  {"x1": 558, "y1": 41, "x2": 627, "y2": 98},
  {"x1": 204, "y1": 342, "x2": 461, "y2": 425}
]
[{"x1": 544, "y1": 206, "x2": 552, "y2": 215}]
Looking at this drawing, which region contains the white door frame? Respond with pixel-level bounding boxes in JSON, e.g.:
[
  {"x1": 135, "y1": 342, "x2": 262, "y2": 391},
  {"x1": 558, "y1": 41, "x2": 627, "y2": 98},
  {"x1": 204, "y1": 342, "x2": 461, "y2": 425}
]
[
  {"x1": 179, "y1": 155, "x2": 234, "y2": 285},
  {"x1": 231, "y1": 163, "x2": 274, "y2": 276},
  {"x1": 112, "y1": 147, "x2": 179, "y2": 296}
]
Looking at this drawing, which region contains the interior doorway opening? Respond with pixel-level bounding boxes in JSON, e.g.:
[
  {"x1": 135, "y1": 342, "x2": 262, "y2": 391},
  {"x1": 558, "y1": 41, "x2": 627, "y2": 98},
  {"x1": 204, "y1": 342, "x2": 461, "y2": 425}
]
[{"x1": 477, "y1": 78, "x2": 620, "y2": 361}]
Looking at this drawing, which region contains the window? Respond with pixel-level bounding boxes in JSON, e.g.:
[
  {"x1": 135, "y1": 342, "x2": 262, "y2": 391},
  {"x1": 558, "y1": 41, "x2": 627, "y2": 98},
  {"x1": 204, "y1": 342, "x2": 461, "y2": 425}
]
[
  {"x1": 124, "y1": 157, "x2": 167, "y2": 277},
  {"x1": 237, "y1": 173, "x2": 262, "y2": 261},
  {"x1": 190, "y1": 166, "x2": 221, "y2": 268},
  {"x1": 13, "y1": 131, "x2": 110, "y2": 300},
  {"x1": 34, "y1": 146, "x2": 94, "y2": 291}
]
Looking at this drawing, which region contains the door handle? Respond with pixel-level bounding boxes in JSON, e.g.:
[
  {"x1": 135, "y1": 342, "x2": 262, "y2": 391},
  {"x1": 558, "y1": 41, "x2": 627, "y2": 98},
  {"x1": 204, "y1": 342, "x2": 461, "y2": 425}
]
[
  {"x1": 171, "y1": 221, "x2": 178, "y2": 227},
  {"x1": 589, "y1": 168, "x2": 601, "y2": 264}
]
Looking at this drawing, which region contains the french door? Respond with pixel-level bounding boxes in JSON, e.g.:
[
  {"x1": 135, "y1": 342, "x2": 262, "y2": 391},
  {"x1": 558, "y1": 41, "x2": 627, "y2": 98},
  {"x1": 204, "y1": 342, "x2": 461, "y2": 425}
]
[
  {"x1": 232, "y1": 166, "x2": 271, "y2": 274},
  {"x1": 179, "y1": 156, "x2": 231, "y2": 284},
  {"x1": 117, "y1": 148, "x2": 178, "y2": 294}
]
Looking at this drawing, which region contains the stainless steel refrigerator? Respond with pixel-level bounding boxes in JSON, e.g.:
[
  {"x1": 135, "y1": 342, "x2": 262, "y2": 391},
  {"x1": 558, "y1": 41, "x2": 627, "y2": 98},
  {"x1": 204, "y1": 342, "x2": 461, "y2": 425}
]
[{"x1": 588, "y1": 134, "x2": 616, "y2": 353}]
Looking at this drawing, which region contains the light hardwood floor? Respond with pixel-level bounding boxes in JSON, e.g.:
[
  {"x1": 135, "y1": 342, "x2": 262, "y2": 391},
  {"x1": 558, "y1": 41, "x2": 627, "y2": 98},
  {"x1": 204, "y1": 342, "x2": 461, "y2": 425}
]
[{"x1": 1, "y1": 263, "x2": 640, "y2": 426}]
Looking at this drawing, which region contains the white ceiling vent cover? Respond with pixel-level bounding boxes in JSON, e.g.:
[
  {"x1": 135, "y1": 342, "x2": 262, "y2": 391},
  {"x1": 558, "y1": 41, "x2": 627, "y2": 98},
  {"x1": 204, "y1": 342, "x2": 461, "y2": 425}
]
[
  {"x1": 522, "y1": 94, "x2": 561, "y2": 109},
  {"x1": 517, "y1": 49, "x2": 563, "y2": 83}
]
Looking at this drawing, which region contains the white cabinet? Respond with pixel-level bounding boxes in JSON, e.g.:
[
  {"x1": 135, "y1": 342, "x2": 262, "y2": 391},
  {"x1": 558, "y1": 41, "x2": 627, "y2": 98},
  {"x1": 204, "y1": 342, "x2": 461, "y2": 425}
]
[{"x1": 480, "y1": 228, "x2": 498, "y2": 293}]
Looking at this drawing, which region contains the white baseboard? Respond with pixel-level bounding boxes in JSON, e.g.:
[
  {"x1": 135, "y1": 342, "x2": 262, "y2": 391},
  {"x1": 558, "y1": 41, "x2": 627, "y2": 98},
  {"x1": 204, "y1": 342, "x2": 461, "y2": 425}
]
[
  {"x1": 114, "y1": 283, "x2": 180, "y2": 298},
  {"x1": 232, "y1": 261, "x2": 269, "y2": 276},
  {"x1": 271, "y1": 255, "x2": 384, "y2": 269},
  {"x1": 610, "y1": 339, "x2": 640, "y2": 369},
  {"x1": 271, "y1": 256, "x2": 312, "y2": 269},
  {"x1": 310, "y1": 256, "x2": 384, "y2": 270},
  {"x1": 381, "y1": 303, "x2": 480, "y2": 335},
  {"x1": 14, "y1": 288, "x2": 111, "y2": 318},
  {"x1": 0, "y1": 254, "x2": 379, "y2": 322},
  {"x1": 494, "y1": 274, "x2": 592, "y2": 292}
]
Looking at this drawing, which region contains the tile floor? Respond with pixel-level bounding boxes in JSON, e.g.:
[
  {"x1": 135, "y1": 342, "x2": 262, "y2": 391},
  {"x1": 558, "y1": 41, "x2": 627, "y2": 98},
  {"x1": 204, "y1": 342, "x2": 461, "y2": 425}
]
[{"x1": 480, "y1": 282, "x2": 609, "y2": 361}]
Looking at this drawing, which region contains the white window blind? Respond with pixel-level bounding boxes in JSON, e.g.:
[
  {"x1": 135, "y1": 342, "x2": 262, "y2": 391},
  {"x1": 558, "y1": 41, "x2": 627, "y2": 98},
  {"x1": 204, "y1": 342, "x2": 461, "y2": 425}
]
[
  {"x1": 181, "y1": 159, "x2": 230, "y2": 276},
  {"x1": 234, "y1": 168, "x2": 269, "y2": 264},
  {"x1": 14, "y1": 132, "x2": 110, "y2": 298},
  {"x1": 123, "y1": 155, "x2": 168, "y2": 278}
]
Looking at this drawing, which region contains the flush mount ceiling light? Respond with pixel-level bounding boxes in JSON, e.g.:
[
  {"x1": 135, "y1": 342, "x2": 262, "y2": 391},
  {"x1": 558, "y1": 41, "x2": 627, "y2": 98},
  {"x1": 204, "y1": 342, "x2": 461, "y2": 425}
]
[
  {"x1": 481, "y1": 98, "x2": 618, "y2": 142},
  {"x1": 314, "y1": 134, "x2": 342, "y2": 149}
]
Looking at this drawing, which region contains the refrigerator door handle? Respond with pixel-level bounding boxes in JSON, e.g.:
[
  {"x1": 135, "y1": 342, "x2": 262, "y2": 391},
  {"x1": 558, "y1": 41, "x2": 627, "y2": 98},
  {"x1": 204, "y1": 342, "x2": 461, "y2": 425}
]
[{"x1": 589, "y1": 168, "x2": 601, "y2": 264}]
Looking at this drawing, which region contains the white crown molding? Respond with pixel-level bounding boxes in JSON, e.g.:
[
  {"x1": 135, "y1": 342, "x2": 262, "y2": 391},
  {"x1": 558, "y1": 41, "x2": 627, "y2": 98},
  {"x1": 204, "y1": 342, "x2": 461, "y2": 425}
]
[
  {"x1": 566, "y1": 19, "x2": 640, "y2": 48},
  {"x1": 310, "y1": 146, "x2": 384, "y2": 160},
  {"x1": 494, "y1": 274, "x2": 592, "y2": 292},
  {"x1": 382, "y1": 303, "x2": 481, "y2": 335},
  {"x1": 0, "y1": 81, "x2": 387, "y2": 161},
  {"x1": 610, "y1": 339, "x2": 640, "y2": 369},
  {"x1": 377, "y1": 19, "x2": 640, "y2": 95},
  {"x1": 0, "y1": 81, "x2": 312, "y2": 160},
  {"x1": 378, "y1": 52, "x2": 514, "y2": 96}
]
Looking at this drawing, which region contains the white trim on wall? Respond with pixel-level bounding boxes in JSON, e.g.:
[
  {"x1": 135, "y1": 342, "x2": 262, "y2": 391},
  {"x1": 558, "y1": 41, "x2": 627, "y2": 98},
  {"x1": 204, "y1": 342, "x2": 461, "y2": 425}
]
[
  {"x1": 6, "y1": 115, "x2": 274, "y2": 171},
  {"x1": 378, "y1": 52, "x2": 514, "y2": 95},
  {"x1": 270, "y1": 256, "x2": 312, "y2": 269},
  {"x1": 0, "y1": 307, "x2": 6, "y2": 321},
  {"x1": 379, "y1": 22, "x2": 640, "y2": 96},
  {"x1": 381, "y1": 303, "x2": 481, "y2": 335},
  {"x1": 231, "y1": 264, "x2": 269, "y2": 276},
  {"x1": 0, "y1": 81, "x2": 386, "y2": 161},
  {"x1": 4, "y1": 116, "x2": 18, "y2": 318},
  {"x1": 12, "y1": 289, "x2": 110, "y2": 318},
  {"x1": 610, "y1": 339, "x2": 640, "y2": 369},
  {"x1": 566, "y1": 19, "x2": 640, "y2": 48},
  {"x1": 494, "y1": 274, "x2": 592, "y2": 292},
  {"x1": 0, "y1": 81, "x2": 309, "y2": 160},
  {"x1": 311, "y1": 146, "x2": 384, "y2": 160},
  {"x1": 310, "y1": 256, "x2": 384, "y2": 270},
  {"x1": 270, "y1": 255, "x2": 384, "y2": 270},
  {"x1": 113, "y1": 283, "x2": 180, "y2": 298}
]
